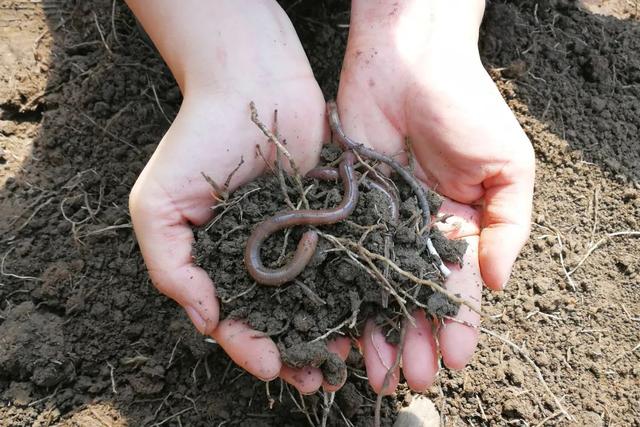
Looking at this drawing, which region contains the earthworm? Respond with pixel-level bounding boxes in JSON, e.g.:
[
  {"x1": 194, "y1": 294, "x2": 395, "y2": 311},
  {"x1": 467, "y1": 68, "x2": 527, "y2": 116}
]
[
  {"x1": 306, "y1": 166, "x2": 399, "y2": 223},
  {"x1": 326, "y1": 101, "x2": 451, "y2": 277},
  {"x1": 244, "y1": 151, "x2": 359, "y2": 286}
]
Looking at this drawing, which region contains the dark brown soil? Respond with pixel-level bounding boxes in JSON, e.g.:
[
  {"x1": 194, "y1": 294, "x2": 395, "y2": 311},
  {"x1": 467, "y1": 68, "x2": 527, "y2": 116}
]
[
  {"x1": 194, "y1": 145, "x2": 464, "y2": 386},
  {"x1": 1, "y1": 0, "x2": 639, "y2": 426}
]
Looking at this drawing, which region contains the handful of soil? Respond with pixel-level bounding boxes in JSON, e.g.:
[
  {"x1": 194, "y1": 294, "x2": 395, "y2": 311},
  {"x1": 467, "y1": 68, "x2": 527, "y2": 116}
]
[{"x1": 194, "y1": 142, "x2": 468, "y2": 386}]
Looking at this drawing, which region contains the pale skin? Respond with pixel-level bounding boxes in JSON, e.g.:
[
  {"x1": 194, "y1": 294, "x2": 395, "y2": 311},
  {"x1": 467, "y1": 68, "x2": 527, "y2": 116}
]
[{"x1": 126, "y1": 0, "x2": 535, "y2": 395}]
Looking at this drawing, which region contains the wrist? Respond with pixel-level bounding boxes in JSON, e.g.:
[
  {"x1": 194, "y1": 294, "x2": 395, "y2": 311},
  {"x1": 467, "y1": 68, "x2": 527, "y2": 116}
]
[
  {"x1": 128, "y1": 0, "x2": 314, "y2": 99},
  {"x1": 348, "y1": 0, "x2": 485, "y2": 63}
]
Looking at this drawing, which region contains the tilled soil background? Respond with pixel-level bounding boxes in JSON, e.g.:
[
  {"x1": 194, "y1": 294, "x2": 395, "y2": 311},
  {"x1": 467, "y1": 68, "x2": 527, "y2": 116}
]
[{"x1": 1, "y1": 0, "x2": 639, "y2": 426}]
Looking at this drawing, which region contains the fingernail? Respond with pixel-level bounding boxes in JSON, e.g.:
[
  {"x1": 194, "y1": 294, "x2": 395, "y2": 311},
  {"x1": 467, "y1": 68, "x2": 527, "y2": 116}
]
[{"x1": 185, "y1": 306, "x2": 207, "y2": 334}]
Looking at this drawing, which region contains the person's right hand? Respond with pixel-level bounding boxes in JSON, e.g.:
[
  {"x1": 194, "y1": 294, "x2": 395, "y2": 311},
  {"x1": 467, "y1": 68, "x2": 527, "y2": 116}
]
[
  {"x1": 334, "y1": 0, "x2": 535, "y2": 393},
  {"x1": 127, "y1": 0, "x2": 350, "y2": 394}
]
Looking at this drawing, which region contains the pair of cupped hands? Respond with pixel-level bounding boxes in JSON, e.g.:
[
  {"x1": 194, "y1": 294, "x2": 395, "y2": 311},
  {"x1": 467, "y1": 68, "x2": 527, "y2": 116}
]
[{"x1": 127, "y1": 0, "x2": 534, "y2": 395}]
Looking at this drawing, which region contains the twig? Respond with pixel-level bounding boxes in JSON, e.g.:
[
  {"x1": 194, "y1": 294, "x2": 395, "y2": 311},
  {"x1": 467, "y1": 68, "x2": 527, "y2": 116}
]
[
  {"x1": 309, "y1": 317, "x2": 352, "y2": 343},
  {"x1": 321, "y1": 391, "x2": 335, "y2": 427},
  {"x1": 152, "y1": 408, "x2": 193, "y2": 427},
  {"x1": 568, "y1": 231, "x2": 640, "y2": 276},
  {"x1": 166, "y1": 337, "x2": 182, "y2": 369},
  {"x1": 476, "y1": 394, "x2": 487, "y2": 421},
  {"x1": 221, "y1": 282, "x2": 257, "y2": 304},
  {"x1": 284, "y1": 384, "x2": 314, "y2": 427},
  {"x1": 321, "y1": 232, "x2": 413, "y2": 322},
  {"x1": 276, "y1": 149, "x2": 295, "y2": 210},
  {"x1": 374, "y1": 325, "x2": 406, "y2": 427},
  {"x1": 107, "y1": 362, "x2": 117, "y2": 394},
  {"x1": 326, "y1": 234, "x2": 483, "y2": 317},
  {"x1": 28, "y1": 384, "x2": 61, "y2": 407},
  {"x1": 249, "y1": 102, "x2": 308, "y2": 209},
  {"x1": 294, "y1": 280, "x2": 326, "y2": 306},
  {"x1": 255, "y1": 145, "x2": 276, "y2": 174},
  {"x1": 152, "y1": 393, "x2": 173, "y2": 420},
  {"x1": 273, "y1": 109, "x2": 295, "y2": 210},
  {"x1": 480, "y1": 327, "x2": 573, "y2": 421},
  {"x1": 360, "y1": 254, "x2": 415, "y2": 324},
  {"x1": 80, "y1": 224, "x2": 132, "y2": 238},
  {"x1": 79, "y1": 112, "x2": 139, "y2": 153},
  {"x1": 554, "y1": 230, "x2": 577, "y2": 292},
  {"x1": 1, "y1": 248, "x2": 42, "y2": 281},
  {"x1": 534, "y1": 410, "x2": 563, "y2": 427},
  {"x1": 93, "y1": 12, "x2": 113, "y2": 55},
  {"x1": 404, "y1": 137, "x2": 416, "y2": 173},
  {"x1": 201, "y1": 156, "x2": 245, "y2": 202},
  {"x1": 14, "y1": 197, "x2": 54, "y2": 234},
  {"x1": 204, "y1": 187, "x2": 261, "y2": 231},
  {"x1": 225, "y1": 156, "x2": 246, "y2": 190},
  {"x1": 191, "y1": 358, "x2": 201, "y2": 383},
  {"x1": 111, "y1": 0, "x2": 120, "y2": 45},
  {"x1": 149, "y1": 78, "x2": 172, "y2": 125},
  {"x1": 588, "y1": 187, "x2": 599, "y2": 248}
]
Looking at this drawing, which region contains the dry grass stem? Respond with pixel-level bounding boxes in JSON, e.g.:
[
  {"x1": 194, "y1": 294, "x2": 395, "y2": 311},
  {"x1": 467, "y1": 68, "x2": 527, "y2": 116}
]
[
  {"x1": 107, "y1": 361, "x2": 117, "y2": 394},
  {"x1": 93, "y1": 12, "x2": 112, "y2": 55},
  {"x1": 249, "y1": 102, "x2": 309, "y2": 209},
  {"x1": 480, "y1": 326, "x2": 573, "y2": 421},
  {"x1": 337, "y1": 235, "x2": 482, "y2": 317},
  {"x1": 568, "y1": 230, "x2": 640, "y2": 276},
  {"x1": 1, "y1": 248, "x2": 42, "y2": 282},
  {"x1": 149, "y1": 79, "x2": 172, "y2": 125},
  {"x1": 374, "y1": 325, "x2": 406, "y2": 427},
  {"x1": 14, "y1": 197, "x2": 54, "y2": 234}
]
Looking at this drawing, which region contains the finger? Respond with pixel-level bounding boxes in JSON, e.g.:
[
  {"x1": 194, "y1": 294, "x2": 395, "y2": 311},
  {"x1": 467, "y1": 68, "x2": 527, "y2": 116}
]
[
  {"x1": 129, "y1": 177, "x2": 219, "y2": 335},
  {"x1": 436, "y1": 198, "x2": 481, "y2": 239},
  {"x1": 280, "y1": 366, "x2": 324, "y2": 395},
  {"x1": 401, "y1": 310, "x2": 438, "y2": 392},
  {"x1": 360, "y1": 320, "x2": 399, "y2": 395},
  {"x1": 479, "y1": 158, "x2": 534, "y2": 290},
  {"x1": 438, "y1": 236, "x2": 482, "y2": 370},
  {"x1": 212, "y1": 319, "x2": 281, "y2": 381},
  {"x1": 322, "y1": 337, "x2": 352, "y2": 392}
]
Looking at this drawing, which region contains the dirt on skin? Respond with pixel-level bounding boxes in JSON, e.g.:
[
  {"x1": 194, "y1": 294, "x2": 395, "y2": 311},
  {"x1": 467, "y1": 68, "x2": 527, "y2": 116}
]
[
  {"x1": 1, "y1": 0, "x2": 639, "y2": 426},
  {"x1": 193, "y1": 144, "x2": 464, "y2": 386}
]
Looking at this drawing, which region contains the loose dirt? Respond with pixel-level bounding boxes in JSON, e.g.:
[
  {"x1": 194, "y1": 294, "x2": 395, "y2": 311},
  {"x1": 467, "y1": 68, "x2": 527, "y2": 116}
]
[
  {"x1": 1, "y1": 0, "x2": 638, "y2": 426},
  {"x1": 194, "y1": 144, "x2": 464, "y2": 386}
]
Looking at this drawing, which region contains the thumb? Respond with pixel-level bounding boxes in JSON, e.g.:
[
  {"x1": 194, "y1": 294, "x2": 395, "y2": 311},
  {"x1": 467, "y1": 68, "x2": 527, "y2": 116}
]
[
  {"x1": 129, "y1": 174, "x2": 219, "y2": 335},
  {"x1": 479, "y1": 156, "x2": 535, "y2": 290}
]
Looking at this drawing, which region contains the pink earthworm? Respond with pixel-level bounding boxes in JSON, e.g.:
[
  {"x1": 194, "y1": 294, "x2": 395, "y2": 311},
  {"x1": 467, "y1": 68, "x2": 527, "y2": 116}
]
[
  {"x1": 306, "y1": 166, "x2": 399, "y2": 223},
  {"x1": 244, "y1": 151, "x2": 359, "y2": 286}
]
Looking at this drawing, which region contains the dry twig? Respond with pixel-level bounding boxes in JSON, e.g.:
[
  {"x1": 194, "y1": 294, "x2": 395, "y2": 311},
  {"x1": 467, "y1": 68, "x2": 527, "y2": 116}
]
[
  {"x1": 480, "y1": 327, "x2": 573, "y2": 421},
  {"x1": 325, "y1": 234, "x2": 483, "y2": 317},
  {"x1": 374, "y1": 325, "x2": 406, "y2": 427},
  {"x1": 1, "y1": 248, "x2": 42, "y2": 282},
  {"x1": 250, "y1": 102, "x2": 308, "y2": 209}
]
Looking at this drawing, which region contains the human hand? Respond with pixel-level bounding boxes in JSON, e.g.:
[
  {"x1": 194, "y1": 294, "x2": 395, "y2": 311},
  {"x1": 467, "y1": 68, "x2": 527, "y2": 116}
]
[
  {"x1": 126, "y1": 0, "x2": 349, "y2": 393},
  {"x1": 335, "y1": 0, "x2": 535, "y2": 393}
]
